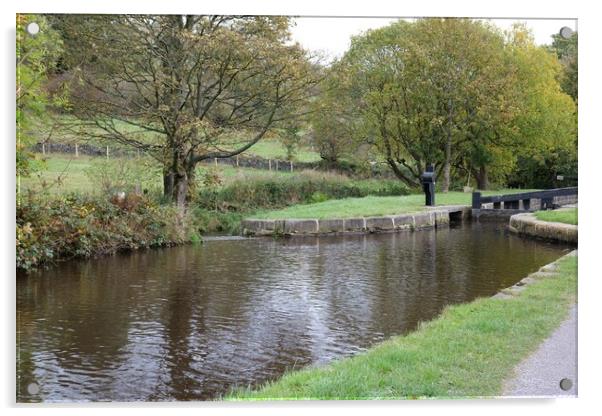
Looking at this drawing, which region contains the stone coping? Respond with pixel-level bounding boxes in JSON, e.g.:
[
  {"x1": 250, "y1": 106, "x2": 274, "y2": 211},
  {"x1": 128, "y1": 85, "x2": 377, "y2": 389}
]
[
  {"x1": 241, "y1": 206, "x2": 471, "y2": 237},
  {"x1": 492, "y1": 250, "x2": 577, "y2": 300},
  {"x1": 509, "y1": 212, "x2": 577, "y2": 244}
]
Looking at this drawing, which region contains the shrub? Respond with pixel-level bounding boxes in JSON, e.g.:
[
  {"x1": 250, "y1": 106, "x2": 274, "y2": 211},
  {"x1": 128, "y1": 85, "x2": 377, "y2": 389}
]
[
  {"x1": 196, "y1": 170, "x2": 410, "y2": 212},
  {"x1": 16, "y1": 191, "x2": 196, "y2": 271}
]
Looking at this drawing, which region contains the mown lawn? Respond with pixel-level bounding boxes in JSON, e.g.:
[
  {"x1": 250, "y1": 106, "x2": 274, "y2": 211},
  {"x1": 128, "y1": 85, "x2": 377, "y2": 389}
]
[
  {"x1": 251, "y1": 190, "x2": 537, "y2": 220},
  {"x1": 227, "y1": 254, "x2": 577, "y2": 400},
  {"x1": 535, "y1": 208, "x2": 578, "y2": 225}
]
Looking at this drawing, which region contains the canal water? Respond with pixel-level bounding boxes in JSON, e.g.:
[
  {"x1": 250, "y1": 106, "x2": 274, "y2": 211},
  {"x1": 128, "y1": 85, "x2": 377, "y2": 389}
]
[{"x1": 16, "y1": 222, "x2": 572, "y2": 402}]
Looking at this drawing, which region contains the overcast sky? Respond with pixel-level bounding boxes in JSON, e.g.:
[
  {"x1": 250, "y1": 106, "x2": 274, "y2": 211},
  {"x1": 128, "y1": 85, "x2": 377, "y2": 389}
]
[{"x1": 290, "y1": 17, "x2": 578, "y2": 61}]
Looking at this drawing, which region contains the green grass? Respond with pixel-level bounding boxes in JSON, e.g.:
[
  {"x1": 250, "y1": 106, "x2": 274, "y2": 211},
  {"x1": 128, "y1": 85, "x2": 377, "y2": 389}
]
[
  {"x1": 535, "y1": 208, "x2": 578, "y2": 225},
  {"x1": 251, "y1": 190, "x2": 537, "y2": 220},
  {"x1": 244, "y1": 139, "x2": 322, "y2": 163},
  {"x1": 18, "y1": 155, "x2": 100, "y2": 194},
  {"x1": 29, "y1": 114, "x2": 322, "y2": 162},
  {"x1": 228, "y1": 254, "x2": 577, "y2": 400},
  {"x1": 18, "y1": 154, "x2": 295, "y2": 195}
]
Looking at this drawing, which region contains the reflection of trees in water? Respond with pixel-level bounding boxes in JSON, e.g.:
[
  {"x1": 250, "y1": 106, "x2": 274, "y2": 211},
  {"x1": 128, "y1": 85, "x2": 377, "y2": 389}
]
[{"x1": 16, "y1": 226, "x2": 568, "y2": 401}]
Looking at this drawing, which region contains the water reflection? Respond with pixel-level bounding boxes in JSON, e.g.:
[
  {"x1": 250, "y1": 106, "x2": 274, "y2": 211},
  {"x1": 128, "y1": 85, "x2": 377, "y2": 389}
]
[{"x1": 16, "y1": 222, "x2": 571, "y2": 401}]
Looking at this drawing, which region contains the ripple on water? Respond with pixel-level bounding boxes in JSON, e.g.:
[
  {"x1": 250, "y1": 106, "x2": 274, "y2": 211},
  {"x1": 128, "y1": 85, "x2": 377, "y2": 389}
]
[{"x1": 16, "y1": 222, "x2": 571, "y2": 401}]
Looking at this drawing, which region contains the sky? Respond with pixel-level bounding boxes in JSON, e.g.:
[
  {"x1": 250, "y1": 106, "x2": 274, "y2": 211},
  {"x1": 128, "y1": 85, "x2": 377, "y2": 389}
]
[{"x1": 290, "y1": 17, "x2": 578, "y2": 61}]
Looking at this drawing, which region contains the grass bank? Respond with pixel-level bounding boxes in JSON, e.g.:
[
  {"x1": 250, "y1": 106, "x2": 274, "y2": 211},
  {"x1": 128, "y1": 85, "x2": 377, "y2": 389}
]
[
  {"x1": 251, "y1": 190, "x2": 536, "y2": 220},
  {"x1": 228, "y1": 254, "x2": 577, "y2": 400},
  {"x1": 535, "y1": 208, "x2": 577, "y2": 225}
]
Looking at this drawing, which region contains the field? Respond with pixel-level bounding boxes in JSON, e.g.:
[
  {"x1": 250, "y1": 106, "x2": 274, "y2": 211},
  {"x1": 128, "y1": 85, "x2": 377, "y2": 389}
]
[
  {"x1": 18, "y1": 154, "x2": 295, "y2": 195},
  {"x1": 29, "y1": 116, "x2": 322, "y2": 163}
]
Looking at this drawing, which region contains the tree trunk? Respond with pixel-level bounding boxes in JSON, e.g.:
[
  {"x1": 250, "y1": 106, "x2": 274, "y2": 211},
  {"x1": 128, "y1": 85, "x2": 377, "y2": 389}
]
[
  {"x1": 442, "y1": 137, "x2": 451, "y2": 193},
  {"x1": 476, "y1": 166, "x2": 489, "y2": 190},
  {"x1": 442, "y1": 97, "x2": 453, "y2": 193},
  {"x1": 174, "y1": 173, "x2": 188, "y2": 208},
  {"x1": 163, "y1": 171, "x2": 175, "y2": 200}
]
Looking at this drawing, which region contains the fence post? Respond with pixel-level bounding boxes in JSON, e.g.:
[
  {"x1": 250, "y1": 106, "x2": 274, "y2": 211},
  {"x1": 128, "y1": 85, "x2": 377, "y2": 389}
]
[
  {"x1": 75, "y1": 143, "x2": 79, "y2": 157},
  {"x1": 290, "y1": 160, "x2": 293, "y2": 172},
  {"x1": 214, "y1": 158, "x2": 218, "y2": 167},
  {"x1": 268, "y1": 159, "x2": 271, "y2": 171},
  {"x1": 236, "y1": 155, "x2": 239, "y2": 167},
  {"x1": 275, "y1": 160, "x2": 279, "y2": 171},
  {"x1": 42, "y1": 143, "x2": 46, "y2": 155},
  {"x1": 106, "y1": 146, "x2": 109, "y2": 159},
  {"x1": 471, "y1": 192, "x2": 481, "y2": 209}
]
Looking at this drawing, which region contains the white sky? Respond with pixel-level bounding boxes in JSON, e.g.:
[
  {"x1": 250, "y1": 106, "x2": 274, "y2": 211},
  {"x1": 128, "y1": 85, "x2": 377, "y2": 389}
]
[{"x1": 290, "y1": 17, "x2": 578, "y2": 61}]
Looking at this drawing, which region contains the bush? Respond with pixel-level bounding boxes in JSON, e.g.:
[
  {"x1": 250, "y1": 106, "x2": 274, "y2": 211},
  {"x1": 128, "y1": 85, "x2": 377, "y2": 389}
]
[
  {"x1": 196, "y1": 170, "x2": 410, "y2": 212},
  {"x1": 16, "y1": 191, "x2": 196, "y2": 271}
]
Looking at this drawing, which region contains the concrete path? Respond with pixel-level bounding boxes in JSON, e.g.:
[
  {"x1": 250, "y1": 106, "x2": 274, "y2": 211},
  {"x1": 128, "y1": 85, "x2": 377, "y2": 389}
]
[{"x1": 503, "y1": 305, "x2": 577, "y2": 397}]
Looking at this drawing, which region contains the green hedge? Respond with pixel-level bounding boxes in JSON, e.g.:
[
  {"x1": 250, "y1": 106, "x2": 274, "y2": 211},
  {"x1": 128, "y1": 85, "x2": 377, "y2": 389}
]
[{"x1": 197, "y1": 172, "x2": 411, "y2": 212}]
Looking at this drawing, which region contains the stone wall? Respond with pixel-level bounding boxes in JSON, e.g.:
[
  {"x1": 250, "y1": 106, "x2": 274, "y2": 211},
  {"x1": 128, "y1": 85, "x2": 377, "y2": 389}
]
[
  {"x1": 241, "y1": 206, "x2": 471, "y2": 237},
  {"x1": 508, "y1": 212, "x2": 577, "y2": 244}
]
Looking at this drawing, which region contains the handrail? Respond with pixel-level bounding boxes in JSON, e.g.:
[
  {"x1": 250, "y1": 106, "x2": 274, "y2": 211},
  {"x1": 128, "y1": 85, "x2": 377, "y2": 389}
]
[{"x1": 472, "y1": 187, "x2": 578, "y2": 210}]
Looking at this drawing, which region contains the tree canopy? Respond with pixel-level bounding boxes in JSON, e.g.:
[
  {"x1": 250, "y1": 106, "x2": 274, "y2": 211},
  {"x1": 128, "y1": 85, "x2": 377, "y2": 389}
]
[
  {"x1": 56, "y1": 15, "x2": 321, "y2": 206},
  {"x1": 318, "y1": 19, "x2": 576, "y2": 190}
]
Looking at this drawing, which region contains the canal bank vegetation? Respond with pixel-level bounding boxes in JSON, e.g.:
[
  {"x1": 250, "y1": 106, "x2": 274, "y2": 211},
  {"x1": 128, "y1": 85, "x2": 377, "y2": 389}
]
[
  {"x1": 228, "y1": 254, "x2": 577, "y2": 400},
  {"x1": 17, "y1": 15, "x2": 577, "y2": 270},
  {"x1": 17, "y1": 161, "x2": 410, "y2": 268},
  {"x1": 16, "y1": 191, "x2": 199, "y2": 271},
  {"x1": 535, "y1": 208, "x2": 578, "y2": 225}
]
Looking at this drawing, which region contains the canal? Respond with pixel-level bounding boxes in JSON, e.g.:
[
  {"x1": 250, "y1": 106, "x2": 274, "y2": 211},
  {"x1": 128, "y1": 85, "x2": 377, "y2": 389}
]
[{"x1": 16, "y1": 222, "x2": 572, "y2": 401}]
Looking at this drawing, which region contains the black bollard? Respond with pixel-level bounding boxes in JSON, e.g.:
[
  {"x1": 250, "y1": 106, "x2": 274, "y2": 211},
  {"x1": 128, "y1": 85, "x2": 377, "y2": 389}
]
[{"x1": 421, "y1": 165, "x2": 435, "y2": 206}]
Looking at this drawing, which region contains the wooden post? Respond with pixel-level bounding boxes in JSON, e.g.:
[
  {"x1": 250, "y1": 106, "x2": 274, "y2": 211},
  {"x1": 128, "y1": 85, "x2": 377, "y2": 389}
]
[
  {"x1": 75, "y1": 143, "x2": 79, "y2": 157},
  {"x1": 275, "y1": 160, "x2": 279, "y2": 171},
  {"x1": 236, "y1": 155, "x2": 239, "y2": 167},
  {"x1": 42, "y1": 143, "x2": 46, "y2": 155},
  {"x1": 290, "y1": 161, "x2": 293, "y2": 172},
  {"x1": 268, "y1": 159, "x2": 271, "y2": 171},
  {"x1": 106, "y1": 146, "x2": 109, "y2": 159},
  {"x1": 214, "y1": 158, "x2": 218, "y2": 167}
]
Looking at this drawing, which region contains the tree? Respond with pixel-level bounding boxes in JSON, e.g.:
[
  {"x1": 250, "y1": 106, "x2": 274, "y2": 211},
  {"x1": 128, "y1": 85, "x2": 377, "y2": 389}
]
[
  {"x1": 16, "y1": 14, "x2": 63, "y2": 180},
  {"x1": 505, "y1": 26, "x2": 577, "y2": 188},
  {"x1": 309, "y1": 62, "x2": 357, "y2": 168},
  {"x1": 326, "y1": 19, "x2": 575, "y2": 190},
  {"x1": 57, "y1": 15, "x2": 320, "y2": 207},
  {"x1": 335, "y1": 19, "x2": 515, "y2": 189},
  {"x1": 548, "y1": 31, "x2": 578, "y2": 103}
]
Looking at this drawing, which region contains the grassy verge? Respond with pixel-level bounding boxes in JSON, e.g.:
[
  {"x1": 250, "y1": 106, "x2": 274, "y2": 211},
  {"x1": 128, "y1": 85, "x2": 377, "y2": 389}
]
[
  {"x1": 251, "y1": 190, "x2": 537, "y2": 220},
  {"x1": 228, "y1": 254, "x2": 577, "y2": 400},
  {"x1": 535, "y1": 208, "x2": 577, "y2": 225}
]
